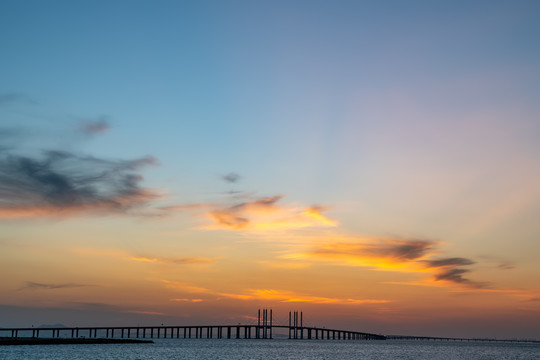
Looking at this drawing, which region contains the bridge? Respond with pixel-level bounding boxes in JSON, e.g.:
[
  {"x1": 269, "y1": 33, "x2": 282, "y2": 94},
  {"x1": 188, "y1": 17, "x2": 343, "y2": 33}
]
[
  {"x1": 2, "y1": 309, "x2": 537, "y2": 343},
  {"x1": 0, "y1": 309, "x2": 386, "y2": 341}
]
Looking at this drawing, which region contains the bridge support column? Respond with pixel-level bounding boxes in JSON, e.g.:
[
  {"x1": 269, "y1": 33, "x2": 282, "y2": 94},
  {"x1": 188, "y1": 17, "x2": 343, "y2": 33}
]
[
  {"x1": 288, "y1": 312, "x2": 291, "y2": 339},
  {"x1": 270, "y1": 309, "x2": 273, "y2": 339}
]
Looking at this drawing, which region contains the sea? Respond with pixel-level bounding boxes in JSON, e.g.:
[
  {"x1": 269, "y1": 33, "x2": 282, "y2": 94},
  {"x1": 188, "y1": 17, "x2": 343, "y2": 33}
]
[{"x1": 1, "y1": 339, "x2": 539, "y2": 359}]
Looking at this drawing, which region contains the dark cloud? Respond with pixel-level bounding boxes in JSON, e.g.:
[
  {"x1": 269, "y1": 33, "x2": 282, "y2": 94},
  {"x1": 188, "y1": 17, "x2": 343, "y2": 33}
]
[
  {"x1": 361, "y1": 239, "x2": 435, "y2": 261},
  {"x1": 0, "y1": 92, "x2": 36, "y2": 105},
  {"x1": 434, "y1": 268, "x2": 487, "y2": 288},
  {"x1": 0, "y1": 149, "x2": 159, "y2": 218},
  {"x1": 21, "y1": 281, "x2": 87, "y2": 290},
  {"x1": 222, "y1": 172, "x2": 240, "y2": 183},
  {"x1": 80, "y1": 117, "x2": 110, "y2": 135},
  {"x1": 425, "y1": 257, "x2": 475, "y2": 268},
  {"x1": 424, "y1": 257, "x2": 486, "y2": 288}
]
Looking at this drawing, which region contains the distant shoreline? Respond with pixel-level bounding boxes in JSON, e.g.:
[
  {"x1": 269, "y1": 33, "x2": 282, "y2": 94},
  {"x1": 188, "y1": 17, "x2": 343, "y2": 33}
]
[{"x1": 0, "y1": 337, "x2": 154, "y2": 346}]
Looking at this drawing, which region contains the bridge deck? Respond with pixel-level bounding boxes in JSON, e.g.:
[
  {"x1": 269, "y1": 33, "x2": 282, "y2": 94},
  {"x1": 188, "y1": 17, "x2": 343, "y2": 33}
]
[{"x1": 0, "y1": 325, "x2": 385, "y2": 340}]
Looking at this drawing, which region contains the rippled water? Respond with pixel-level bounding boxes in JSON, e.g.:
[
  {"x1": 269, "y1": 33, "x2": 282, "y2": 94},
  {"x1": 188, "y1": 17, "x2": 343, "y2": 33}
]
[{"x1": 1, "y1": 339, "x2": 539, "y2": 359}]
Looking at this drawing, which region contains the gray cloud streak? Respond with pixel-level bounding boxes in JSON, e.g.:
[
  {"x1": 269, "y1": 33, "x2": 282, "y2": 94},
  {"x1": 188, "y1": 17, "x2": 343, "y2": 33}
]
[
  {"x1": 0, "y1": 92, "x2": 36, "y2": 105},
  {"x1": 21, "y1": 281, "x2": 88, "y2": 290},
  {"x1": 80, "y1": 117, "x2": 110, "y2": 135},
  {"x1": 361, "y1": 239, "x2": 434, "y2": 261},
  {"x1": 222, "y1": 172, "x2": 240, "y2": 183},
  {"x1": 433, "y1": 268, "x2": 487, "y2": 288},
  {"x1": 0, "y1": 148, "x2": 158, "y2": 217},
  {"x1": 425, "y1": 257, "x2": 475, "y2": 268}
]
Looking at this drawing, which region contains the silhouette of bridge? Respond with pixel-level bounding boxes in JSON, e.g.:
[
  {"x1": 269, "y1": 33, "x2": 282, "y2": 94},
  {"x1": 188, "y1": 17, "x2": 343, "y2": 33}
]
[
  {"x1": 2, "y1": 309, "x2": 537, "y2": 343},
  {"x1": 0, "y1": 309, "x2": 385, "y2": 341}
]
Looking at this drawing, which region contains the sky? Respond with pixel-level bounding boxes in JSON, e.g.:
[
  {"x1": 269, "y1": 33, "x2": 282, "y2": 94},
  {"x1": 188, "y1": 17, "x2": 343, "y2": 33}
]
[{"x1": 1, "y1": 0, "x2": 539, "y2": 339}]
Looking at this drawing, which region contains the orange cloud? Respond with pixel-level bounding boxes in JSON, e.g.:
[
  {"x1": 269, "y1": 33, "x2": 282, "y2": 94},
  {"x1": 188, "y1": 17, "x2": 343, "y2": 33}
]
[
  {"x1": 220, "y1": 289, "x2": 390, "y2": 305},
  {"x1": 161, "y1": 280, "x2": 213, "y2": 294},
  {"x1": 289, "y1": 238, "x2": 434, "y2": 272},
  {"x1": 288, "y1": 238, "x2": 486, "y2": 288},
  {"x1": 204, "y1": 196, "x2": 337, "y2": 231},
  {"x1": 73, "y1": 248, "x2": 215, "y2": 267},
  {"x1": 160, "y1": 279, "x2": 388, "y2": 305},
  {"x1": 250, "y1": 289, "x2": 389, "y2": 304},
  {"x1": 169, "y1": 298, "x2": 204, "y2": 303},
  {"x1": 130, "y1": 256, "x2": 215, "y2": 265}
]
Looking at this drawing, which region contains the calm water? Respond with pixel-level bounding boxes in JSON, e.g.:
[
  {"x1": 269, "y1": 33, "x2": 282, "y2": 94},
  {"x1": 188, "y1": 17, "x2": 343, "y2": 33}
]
[{"x1": 1, "y1": 339, "x2": 539, "y2": 359}]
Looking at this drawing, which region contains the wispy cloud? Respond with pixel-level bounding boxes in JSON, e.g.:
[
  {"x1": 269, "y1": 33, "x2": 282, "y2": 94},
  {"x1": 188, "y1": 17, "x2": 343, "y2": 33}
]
[
  {"x1": 0, "y1": 149, "x2": 159, "y2": 218},
  {"x1": 169, "y1": 298, "x2": 204, "y2": 303},
  {"x1": 288, "y1": 237, "x2": 486, "y2": 288},
  {"x1": 433, "y1": 268, "x2": 486, "y2": 288},
  {"x1": 220, "y1": 289, "x2": 390, "y2": 305},
  {"x1": 222, "y1": 172, "x2": 240, "y2": 183},
  {"x1": 20, "y1": 281, "x2": 88, "y2": 290},
  {"x1": 161, "y1": 280, "x2": 213, "y2": 294},
  {"x1": 424, "y1": 257, "x2": 475, "y2": 268},
  {"x1": 161, "y1": 193, "x2": 337, "y2": 232},
  {"x1": 204, "y1": 195, "x2": 337, "y2": 231},
  {"x1": 126, "y1": 310, "x2": 168, "y2": 316},
  {"x1": 72, "y1": 248, "x2": 215, "y2": 267},
  {"x1": 498, "y1": 263, "x2": 516, "y2": 270},
  {"x1": 131, "y1": 256, "x2": 216, "y2": 265},
  {"x1": 295, "y1": 238, "x2": 435, "y2": 271},
  {"x1": 314, "y1": 239, "x2": 435, "y2": 261},
  {"x1": 79, "y1": 117, "x2": 110, "y2": 135},
  {"x1": 161, "y1": 279, "x2": 388, "y2": 305},
  {"x1": 0, "y1": 92, "x2": 36, "y2": 105}
]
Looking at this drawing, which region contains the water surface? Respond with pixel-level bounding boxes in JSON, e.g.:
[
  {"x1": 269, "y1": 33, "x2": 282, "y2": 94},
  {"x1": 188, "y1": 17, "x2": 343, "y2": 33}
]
[{"x1": 1, "y1": 338, "x2": 539, "y2": 359}]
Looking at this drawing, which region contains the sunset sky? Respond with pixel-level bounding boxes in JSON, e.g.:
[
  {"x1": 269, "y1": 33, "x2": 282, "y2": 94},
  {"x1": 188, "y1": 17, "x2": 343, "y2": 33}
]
[{"x1": 1, "y1": 0, "x2": 539, "y2": 339}]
